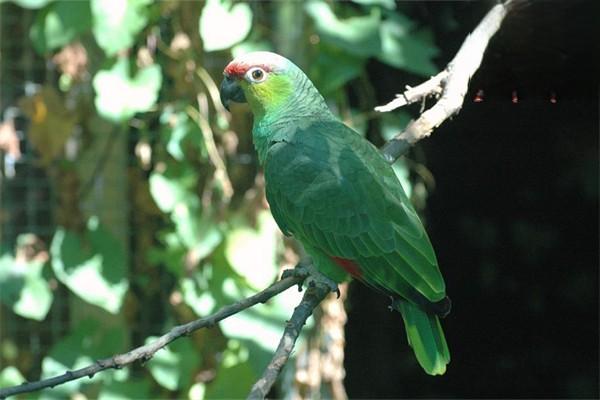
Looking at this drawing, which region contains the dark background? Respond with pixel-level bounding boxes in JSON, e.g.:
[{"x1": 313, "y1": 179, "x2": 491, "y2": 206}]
[{"x1": 345, "y1": 1, "x2": 599, "y2": 398}]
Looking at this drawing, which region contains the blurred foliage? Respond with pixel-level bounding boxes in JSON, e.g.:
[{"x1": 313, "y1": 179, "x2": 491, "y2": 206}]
[{"x1": 0, "y1": 0, "x2": 440, "y2": 398}]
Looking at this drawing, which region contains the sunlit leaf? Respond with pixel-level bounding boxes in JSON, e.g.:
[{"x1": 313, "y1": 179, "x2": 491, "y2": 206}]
[
  {"x1": 352, "y1": 0, "x2": 396, "y2": 10},
  {"x1": 146, "y1": 336, "x2": 200, "y2": 391},
  {"x1": 199, "y1": 0, "x2": 252, "y2": 52},
  {"x1": 225, "y1": 211, "x2": 279, "y2": 290},
  {"x1": 231, "y1": 40, "x2": 272, "y2": 59},
  {"x1": 93, "y1": 57, "x2": 162, "y2": 122},
  {"x1": 50, "y1": 217, "x2": 128, "y2": 314},
  {"x1": 182, "y1": 276, "x2": 217, "y2": 316},
  {"x1": 2, "y1": 0, "x2": 53, "y2": 9},
  {"x1": 173, "y1": 209, "x2": 223, "y2": 257},
  {"x1": 392, "y1": 160, "x2": 413, "y2": 199},
  {"x1": 0, "y1": 254, "x2": 53, "y2": 321},
  {"x1": 381, "y1": 111, "x2": 412, "y2": 141},
  {"x1": 188, "y1": 382, "x2": 206, "y2": 400},
  {"x1": 30, "y1": 1, "x2": 91, "y2": 54},
  {"x1": 148, "y1": 171, "x2": 191, "y2": 213},
  {"x1": 219, "y1": 285, "x2": 307, "y2": 354},
  {"x1": 305, "y1": 1, "x2": 381, "y2": 58},
  {"x1": 91, "y1": 0, "x2": 152, "y2": 56},
  {"x1": 0, "y1": 366, "x2": 25, "y2": 387},
  {"x1": 40, "y1": 320, "x2": 126, "y2": 399},
  {"x1": 159, "y1": 107, "x2": 207, "y2": 161},
  {"x1": 204, "y1": 343, "x2": 256, "y2": 399}
]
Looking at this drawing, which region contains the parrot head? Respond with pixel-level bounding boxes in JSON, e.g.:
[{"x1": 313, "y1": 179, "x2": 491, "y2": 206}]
[
  {"x1": 220, "y1": 51, "x2": 295, "y2": 116},
  {"x1": 220, "y1": 51, "x2": 328, "y2": 122}
]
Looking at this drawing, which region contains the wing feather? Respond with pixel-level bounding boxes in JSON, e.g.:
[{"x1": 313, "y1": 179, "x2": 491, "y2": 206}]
[{"x1": 264, "y1": 121, "x2": 446, "y2": 301}]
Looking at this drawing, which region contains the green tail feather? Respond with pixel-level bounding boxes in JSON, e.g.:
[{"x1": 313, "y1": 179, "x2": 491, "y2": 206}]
[{"x1": 396, "y1": 300, "x2": 450, "y2": 375}]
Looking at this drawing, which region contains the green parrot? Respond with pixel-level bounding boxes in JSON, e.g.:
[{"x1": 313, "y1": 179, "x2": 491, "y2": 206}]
[{"x1": 220, "y1": 52, "x2": 450, "y2": 375}]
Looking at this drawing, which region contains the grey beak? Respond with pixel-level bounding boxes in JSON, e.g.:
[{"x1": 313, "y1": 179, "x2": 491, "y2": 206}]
[{"x1": 220, "y1": 75, "x2": 246, "y2": 111}]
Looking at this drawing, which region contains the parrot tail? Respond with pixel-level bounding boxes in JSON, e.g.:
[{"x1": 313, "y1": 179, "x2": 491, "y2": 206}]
[{"x1": 395, "y1": 299, "x2": 450, "y2": 375}]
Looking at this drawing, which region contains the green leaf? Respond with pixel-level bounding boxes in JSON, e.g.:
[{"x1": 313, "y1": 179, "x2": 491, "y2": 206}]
[
  {"x1": 30, "y1": 1, "x2": 92, "y2": 54},
  {"x1": 381, "y1": 111, "x2": 412, "y2": 141},
  {"x1": 352, "y1": 0, "x2": 396, "y2": 10},
  {"x1": 93, "y1": 57, "x2": 162, "y2": 122},
  {"x1": 225, "y1": 211, "x2": 278, "y2": 290},
  {"x1": 40, "y1": 320, "x2": 126, "y2": 399},
  {"x1": 188, "y1": 382, "x2": 206, "y2": 400},
  {"x1": 231, "y1": 40, "x2": 272, "y2": 59},
  {"x1": 218, "y1": 285, "x2": 306, "y2": 354},
  {"x1": 2, "y1": 0, "x2": 53, "y2": 9},
  {"x1": 199, "y1": 0, "x2": 252, "y2": 52},
  {"x1": 204, "y1": 341, "x2": 256, "y2": 399},
  {"x1": 50, "y1": 217, "x2": 128, "y2": 314},
  {"x1": 0, "y1": 366, "x2": 25, "y2": 387},
  {"x1": 377, "y1": 14, "x2": 439, "y2": 76},
  {"x1": 173, "y1": 209, "x2": 223, "y2": 256},
  {"x1": 146, "y1": 336, "x2": 200, "y2": 391},
  {"x1": 98, "y1": 379, "x2": 151, "y2": 400},
  {"x1": 392, "y1": 160, "x2": 413, "y2": 199},
  {"x1": 91, "y1": 0, "x2": 152, "y2": 56},
  {"x1": 310, "y1": 43, "x2": 365, "y2": 95},
  {"x1": 305, "y1": 1, "x2": 381, "y2": 58},
  {"x1": 181, "y1": 275, "x2": 217, "y2": 316},
  {"x1": 148, "y1": 170, "x2": 195, "y2": 214},
  {"x1": 159, "y1": 107, "x2": 208, "y2": 161},
  {"x1": 0, "y1": 253, "x2": 53, "y2": 321}
]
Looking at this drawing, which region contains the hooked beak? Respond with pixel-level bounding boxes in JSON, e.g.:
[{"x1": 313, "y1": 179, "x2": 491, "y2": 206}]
[{"x1": 220, "y1": 75, "x2": 246, "y2": 111}]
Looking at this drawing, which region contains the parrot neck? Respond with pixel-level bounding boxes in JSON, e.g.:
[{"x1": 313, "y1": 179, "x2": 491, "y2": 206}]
[{"x1": 251, "y1": 73, "x2": 334, "y2": 164}]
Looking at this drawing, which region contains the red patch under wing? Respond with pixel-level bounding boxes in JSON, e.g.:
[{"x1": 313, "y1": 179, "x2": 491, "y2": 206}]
[{"x1": 331, "y1": 257, "x2": 363, "y2": 278}]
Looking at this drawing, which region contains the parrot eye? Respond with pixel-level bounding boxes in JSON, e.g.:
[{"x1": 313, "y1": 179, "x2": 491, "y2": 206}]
[{"x1": 246, "y1": 67, "x2": 267, "y2": 83}]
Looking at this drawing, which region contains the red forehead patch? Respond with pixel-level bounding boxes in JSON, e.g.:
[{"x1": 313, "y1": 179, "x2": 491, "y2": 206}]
[{"x1": 224, "y1": 62, "x2": 273, "y2": 78}]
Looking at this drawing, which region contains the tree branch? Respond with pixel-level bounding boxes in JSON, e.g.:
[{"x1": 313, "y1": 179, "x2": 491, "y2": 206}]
[
  {"x1": 247, "y1": 280, "x2": 332, "y2": 399},
  {"x1": 378, "y1": 0, "x2": 515, "y2": 163},
  {"x1": 1, "y1": 3, "x2": 519, "y2": 398},
  {"x1": 0, "y1": 266, "x2": 309, "y2": 399}
]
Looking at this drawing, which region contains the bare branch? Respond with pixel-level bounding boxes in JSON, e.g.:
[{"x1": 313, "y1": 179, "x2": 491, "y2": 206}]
[
  {"x1": 247, "y1": 280, "x2": 332, "y2": 400},
  {"x1": 0, "y1": 267, "x2": 309, "y2": 400},
  {"x1": 375, "y1": 70, "x2": 448, "y2": 113},
  {"x1": 378, "y1": 0, "x2": 515, "y2": 163}
]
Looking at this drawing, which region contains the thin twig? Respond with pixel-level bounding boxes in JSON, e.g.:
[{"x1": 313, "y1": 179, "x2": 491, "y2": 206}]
[
  {"x1": 187, "y1": 94, "x2": 234, "y2": 200},
  {"x1": 196, "y1": 67, "x2": 230, "y2": 122},
  {"x1": 247, "y1": 281, "x2": 332, "y2": 400},
  {"x1": 1, "y1": 2, "x2": 518, "y2": 398},
  {"x1": 0, "y1": 268, "x2": 309, "y2": 399},
  {"x1": 378, "y1": 0, "x2": 515, "y2": 163}
]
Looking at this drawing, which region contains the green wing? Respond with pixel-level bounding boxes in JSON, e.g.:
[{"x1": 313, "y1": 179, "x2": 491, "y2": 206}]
[{"x1": 263, "y1": 120, "x2": 446, "y2": 303}]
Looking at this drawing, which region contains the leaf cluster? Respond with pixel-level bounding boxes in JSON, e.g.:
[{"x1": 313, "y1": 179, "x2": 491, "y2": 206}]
[{"x1": 0, "y1": 0, "x2": 440, "y2": 397}]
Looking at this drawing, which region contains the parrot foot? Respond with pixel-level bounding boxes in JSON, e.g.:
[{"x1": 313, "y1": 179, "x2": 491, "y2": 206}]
[
  {"x1": 281, "y1": 263, "x2": 311, "y2": 291},
  {"x1": 281, "y1": 262, "x2": 339, "y2": 297},
  {"x1": 305, "y1": 269, "x2": 339, "y2": 298}
]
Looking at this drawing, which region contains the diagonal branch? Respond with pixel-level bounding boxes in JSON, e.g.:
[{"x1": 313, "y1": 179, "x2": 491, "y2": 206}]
[
  {"x1": 0, "y1": 2, "x2": 519, "y2": 398},
  {"x1": 378, "y1": 0, "x2": 516, "y2": 163},
  {"x1": 0, "y1": 267, "x2": 309, "y2": 400},
  {"x1": 247, "y1": 280, "x2": 332, "y2": 399}
]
